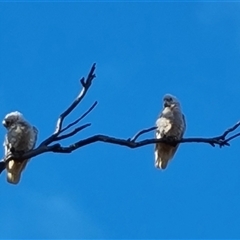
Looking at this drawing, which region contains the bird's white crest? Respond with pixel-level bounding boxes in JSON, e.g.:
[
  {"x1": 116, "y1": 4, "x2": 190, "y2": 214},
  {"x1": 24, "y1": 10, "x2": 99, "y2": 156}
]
[
  {"x1": 163, "y1": 94, "x2": 178, "y2": 102},
  {"x1": 2, "y1": 111, "x2": 25, "y2": 129},
  {"x1": 2, "y1": 111, "x2": 38, "y2": 184},
  {"x1": 155, "y1": 94, "x2": 186, "y2": 169},
  {"x1": 4, "y1": 111, "x2": 24, "y2": 121}
]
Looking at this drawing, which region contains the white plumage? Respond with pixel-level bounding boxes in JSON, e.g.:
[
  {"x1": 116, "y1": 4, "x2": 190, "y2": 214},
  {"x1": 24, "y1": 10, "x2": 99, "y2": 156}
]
[
  {"x1": 2, "y1": 111, "x2": 38, "y2": 184},
  {"x1": 155, "y1": 94, "x2": 186, "y2": 169}
]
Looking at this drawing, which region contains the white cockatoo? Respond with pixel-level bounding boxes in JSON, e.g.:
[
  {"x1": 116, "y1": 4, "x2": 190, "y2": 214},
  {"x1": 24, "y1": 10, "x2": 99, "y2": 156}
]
[
  {"x1": 2, "y1": 111, "x2": 38, "y2": 184},
  {"x1": 155, "y1": 94, "x2": 186, "y2": 169}
]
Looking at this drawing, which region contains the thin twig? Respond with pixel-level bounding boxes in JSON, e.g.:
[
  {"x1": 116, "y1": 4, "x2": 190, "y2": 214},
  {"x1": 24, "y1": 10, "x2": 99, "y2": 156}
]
[
  {"x1": 217, "y1": 121, "x2": 240, "y2": 140},
  {"x1": 55, "y1": 123, "x2": 91, "y2": 141},
  {"x1": 54, "y1": 63, "x2": 96, "y2": 135},
  {"x1": 129, "y1": 126, "x2": 157, "y2": 142},
  {"x1": 39, "y1": 63, "x2": 96, "y2": 147},
  {"x1": 222, "y1": 132, "x2": 240, "y2": 145},
  {"x1": 60, "y1": 101, "x2": 97, "y2": 133}
]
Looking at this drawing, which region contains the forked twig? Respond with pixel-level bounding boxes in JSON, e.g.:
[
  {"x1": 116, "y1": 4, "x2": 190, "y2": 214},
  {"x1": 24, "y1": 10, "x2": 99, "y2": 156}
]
[{"x1": 60, "y1": 101, "x2": 97, "y2": 134}]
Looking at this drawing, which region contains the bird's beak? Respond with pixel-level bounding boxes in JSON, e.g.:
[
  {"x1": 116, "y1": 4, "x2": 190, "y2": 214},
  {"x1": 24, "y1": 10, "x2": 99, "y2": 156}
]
[
  {"x1": 164, "y1": 101, "x2": 170, "y2": 108},
  {"x1": 2, "y1": 120, "x2": 7, "y2": 127}
]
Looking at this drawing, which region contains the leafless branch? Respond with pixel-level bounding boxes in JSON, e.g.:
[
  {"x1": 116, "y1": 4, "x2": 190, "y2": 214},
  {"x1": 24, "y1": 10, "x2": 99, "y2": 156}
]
[
  {"x1": 1, "y1": 63, "x2": 240, "y2": 175},
  {"x1": 128, "y1": 126, "x2": 157, "y2": 142},
  {"x1": 54, "y1": 63, "x2": 96, "y2": 135},
  {"x1": 39, "y1": 63, "x2": 96, "y2": 147},
  {"x1": 55, "y1": 123, "x2": 91, "y2": 141},
  {"x1": 60, "y1": 101, "x2": 97, "y2": 134},
  {"x1": 219, "y1": 121, "x2": 240, "y2": 139},
  {"x1": 4, "y1": 121, "x2": 240, "y2": 162},
  {"x1": 222, "y1": 133, "x2": 240, "y2": 145},
  {"x1": 46, "y1": 123, "x2": 238, "y2": 153}
]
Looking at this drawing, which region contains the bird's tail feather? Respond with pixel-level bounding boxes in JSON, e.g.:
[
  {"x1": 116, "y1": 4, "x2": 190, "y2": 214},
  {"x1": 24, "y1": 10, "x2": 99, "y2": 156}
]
[
  {"x1": 155, "y1": 142, "x2": 179, "y2": 170},
  {"x1": 7, "y1": 159, "x2": 29, "y2": 184},
  {"x1": 154, "y1": 152, "x2": 169, "y2": 170}
]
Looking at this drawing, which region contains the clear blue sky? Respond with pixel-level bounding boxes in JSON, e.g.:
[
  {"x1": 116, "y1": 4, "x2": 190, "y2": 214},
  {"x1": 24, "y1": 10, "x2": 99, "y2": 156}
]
[{"x1": 1, "y1": 2, "x2": 240, "y2": 239}]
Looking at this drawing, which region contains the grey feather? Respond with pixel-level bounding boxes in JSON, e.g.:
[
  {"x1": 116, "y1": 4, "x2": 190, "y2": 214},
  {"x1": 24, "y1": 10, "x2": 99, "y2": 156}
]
[
  {"x1": 2, "y1": 111, "x2": 38, "y2": 184},
  {"x1": 155, "y1": 94, "x2": 186, "y2": 169}
]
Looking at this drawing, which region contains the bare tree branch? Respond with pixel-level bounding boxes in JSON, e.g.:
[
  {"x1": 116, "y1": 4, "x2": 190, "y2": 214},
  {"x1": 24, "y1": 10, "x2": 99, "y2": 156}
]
[
  {"x1": 55, "y1": 123, "x2": 91, "y2": 141},
  {"x1": 216, "y1": 121, "x2": 240, "y2": 140},
  {"x1": 4, "y1": 121, "x2": 240, "y2": 162},
  {"x1": 60, "y1": 101, "x2": 97, "y2": 134},
  {"x1": 222, "y1": 132, "x2": 240, "y2": 145},
  {"x1": 39, "y1": 63, "x2": 96, "y2": 147},
  {"x1": 1, "y1": 63, "x2": 240, "y2": 176},
  {"x1": 48, "y1": 129, "x2": 235, "y2": 153},
  {"x1": 54, "y1": 63, "x2": 96, "y2": 135},
  {"x1": 128, "y1": 126, "x2": 157, "y2": 142}
]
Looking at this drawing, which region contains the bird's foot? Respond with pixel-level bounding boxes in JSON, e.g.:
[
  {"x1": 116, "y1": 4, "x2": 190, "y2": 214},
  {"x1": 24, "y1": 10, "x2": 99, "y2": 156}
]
[
  {"x1": 163, "y1": 136, "x2": 178, "y2": 147},
  {"x1": 5, "y1": 150, "x2": 25, "y2": 162}
]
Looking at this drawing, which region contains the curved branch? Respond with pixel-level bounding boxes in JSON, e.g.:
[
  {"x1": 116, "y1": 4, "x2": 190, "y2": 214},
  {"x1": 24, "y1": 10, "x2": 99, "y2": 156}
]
[
  {"x1": 4, "y1": 121, "x2": 240, "y2": 164},
  {"x1": 60, "y1": 101, "x2": 97, "y2": 134},
  {"x1": 217, "y1": 121, "x2": 240, "y2": 140},
  {"x1": 55, "y1": 123, "x2": 91, "y2": 141},
  {"x1": 222, "y1": 132, "x2": 240, "y2": 145},
  {"x1": 129, "y1": 126, "x2": 157, "y2": 142},
  {"x1": 51, "y1": 135, "x2": 229, "y2": 153},
  {"x1": 2, "y1": 63, "x2": 240, "y2": 177},
  {"x1": 54, "y1": 63, "x2": 96, "y2": 134},
  {"x1": 39, "y1": 63, "x2": 96, "y2": 147}
]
